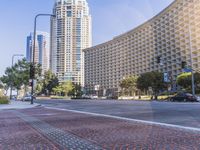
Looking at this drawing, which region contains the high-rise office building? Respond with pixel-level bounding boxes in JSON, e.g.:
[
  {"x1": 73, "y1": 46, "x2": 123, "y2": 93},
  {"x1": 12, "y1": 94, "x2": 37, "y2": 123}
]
[
  {"x1": 26, "y1": 32, "x2": 50, "y2": 73},
  {"x1": 50, "y1": 0, "x2": 92, "y2": 86},
  {"x1": 84, "y1": 0, "x2": 200, "y2": 96}
]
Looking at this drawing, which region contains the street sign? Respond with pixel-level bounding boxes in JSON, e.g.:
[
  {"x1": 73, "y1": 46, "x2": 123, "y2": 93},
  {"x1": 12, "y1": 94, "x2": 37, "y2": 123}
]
[
  {"x1": 183, "y1": 68, "x2": 192, "y2": 73},
  {"x1": 148, "y1": 87, "x2": 152, "y2": 92},
  {"x1": 164, "y1": 73, "x2": 170, "y2": 83},
  {"x1": 94, "y1": 85, "x2": 100, "y2": 91}
]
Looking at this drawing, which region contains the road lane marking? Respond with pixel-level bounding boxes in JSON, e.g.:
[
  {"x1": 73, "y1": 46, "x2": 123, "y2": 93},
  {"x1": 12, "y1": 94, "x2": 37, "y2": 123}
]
[{"x1": 45, "y1": 106, "x2": 200, "y2": 133}]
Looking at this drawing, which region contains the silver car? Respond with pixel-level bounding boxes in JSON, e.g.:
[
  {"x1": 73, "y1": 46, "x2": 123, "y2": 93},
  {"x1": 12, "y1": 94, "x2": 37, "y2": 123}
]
[{"x1": 22, "y1": 95, "x2": 36, "y2": 101}]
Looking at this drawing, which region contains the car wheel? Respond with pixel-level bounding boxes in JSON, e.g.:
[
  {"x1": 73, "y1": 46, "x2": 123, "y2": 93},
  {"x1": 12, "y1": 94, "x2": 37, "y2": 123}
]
[{"x1": 183, "y1": 99, "x2": 187, "y2": 102}]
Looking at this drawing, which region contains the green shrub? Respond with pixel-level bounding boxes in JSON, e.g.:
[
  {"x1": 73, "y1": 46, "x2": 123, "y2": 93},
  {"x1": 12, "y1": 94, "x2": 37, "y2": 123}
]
[
  {"x1": 50, "y1": 96, "x2": 69, "y2": 99},
  {"x1": 0, "y1": 96, "x2": 9, "y2": 104}
]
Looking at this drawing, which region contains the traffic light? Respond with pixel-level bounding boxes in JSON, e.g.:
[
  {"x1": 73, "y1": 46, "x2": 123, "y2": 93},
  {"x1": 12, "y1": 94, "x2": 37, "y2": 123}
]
[
  {"x1": 156, "y1": 56, "x2": 161, "y2": 64},
  {"x1": 181, "y1": 61, "x2": 187, "y2": 69},
  {"x1": 30, "y1": 64, "x2": 35, "y2": 79}
]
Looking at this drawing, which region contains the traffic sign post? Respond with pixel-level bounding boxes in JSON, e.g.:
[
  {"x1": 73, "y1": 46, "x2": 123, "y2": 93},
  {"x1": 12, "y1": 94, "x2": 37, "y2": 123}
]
[
  {"x1": 164, "y1": 72, "x2": 170, "y2": 83},
  {"x1": 94, "y1": 85, "x2": 100, "y2": 97}
]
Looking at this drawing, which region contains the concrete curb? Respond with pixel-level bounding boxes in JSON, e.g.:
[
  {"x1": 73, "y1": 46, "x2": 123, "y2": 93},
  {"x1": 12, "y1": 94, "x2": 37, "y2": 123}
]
[{"x1": 0, "y1": 101, "x2": 41, "y2": 110}]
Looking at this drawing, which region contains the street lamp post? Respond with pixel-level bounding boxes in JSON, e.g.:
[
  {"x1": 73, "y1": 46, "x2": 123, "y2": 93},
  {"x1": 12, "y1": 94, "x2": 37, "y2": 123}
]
[
  {"x1": 30, "y1": 14, "x2": 56, "y2": 105},
  {"x1": 189, "y1": 24, "x2": 195, "y2": 96},
  {"x1": 10, "y1": 54, "x2": 24, "y2": 100}
]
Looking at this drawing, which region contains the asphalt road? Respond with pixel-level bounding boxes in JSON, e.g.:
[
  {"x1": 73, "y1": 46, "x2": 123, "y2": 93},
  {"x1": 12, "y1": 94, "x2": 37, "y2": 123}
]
[{"x1": 36, "y1": 99, "x2": 200, "y2": 129}]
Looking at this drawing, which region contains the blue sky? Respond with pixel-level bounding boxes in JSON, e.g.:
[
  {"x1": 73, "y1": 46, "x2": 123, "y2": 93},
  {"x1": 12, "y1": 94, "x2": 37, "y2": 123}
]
[{"x1": 0, "y1": 0, "x2": 174, "y2": 76}]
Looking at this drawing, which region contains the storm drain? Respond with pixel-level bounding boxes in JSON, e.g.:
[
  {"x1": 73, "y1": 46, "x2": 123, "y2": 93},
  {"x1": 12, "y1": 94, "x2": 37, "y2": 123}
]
[{"x1": 13, "y1": 111, "x2": 103, "y2": 150}]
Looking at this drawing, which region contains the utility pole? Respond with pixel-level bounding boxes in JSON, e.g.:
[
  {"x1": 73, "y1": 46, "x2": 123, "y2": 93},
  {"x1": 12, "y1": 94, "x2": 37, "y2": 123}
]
[{"x1": 10, "y1": 54, "x2": 24, "y2": 100}]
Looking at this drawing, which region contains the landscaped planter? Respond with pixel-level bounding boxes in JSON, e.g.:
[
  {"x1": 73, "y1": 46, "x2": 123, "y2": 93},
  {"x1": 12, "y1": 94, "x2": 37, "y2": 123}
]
[{"x1": 0, "y1": 96, "x2": 9, "y2": 104}]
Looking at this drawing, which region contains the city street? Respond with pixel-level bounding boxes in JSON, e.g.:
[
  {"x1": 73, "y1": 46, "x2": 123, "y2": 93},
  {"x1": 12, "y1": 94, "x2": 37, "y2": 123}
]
[
  {"x1": 1, "y1": 99, "x2": 200, "y2": 149},
  {"x1": 36, "y1": 99, "x2": 200, "y2": 128}
]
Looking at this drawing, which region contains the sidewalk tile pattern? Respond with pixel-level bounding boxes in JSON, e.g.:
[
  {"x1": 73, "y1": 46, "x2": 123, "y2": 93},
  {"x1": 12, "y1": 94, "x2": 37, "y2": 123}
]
[
  {"x1": 14, "y1": 110, "x2": 103, "y2": 150},
  {"x1": 0, "y1": 111, "x2": 60, "y2": 150},
  {"x1": 20, "y1": 107, "x2": 200, "y2": 150},
  {"x1": 1, "y1": 107, "x2": 200, "y2": 150}
]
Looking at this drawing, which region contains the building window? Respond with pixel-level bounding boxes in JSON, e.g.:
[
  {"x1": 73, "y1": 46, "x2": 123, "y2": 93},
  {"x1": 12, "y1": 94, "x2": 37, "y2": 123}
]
[{"x1": 67, "y1": 11, "x2": 72, "y2": 17}]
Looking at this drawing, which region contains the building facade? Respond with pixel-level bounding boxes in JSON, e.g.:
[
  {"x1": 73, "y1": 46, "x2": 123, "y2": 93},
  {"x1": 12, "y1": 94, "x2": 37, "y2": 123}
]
[
  {"x1": 84, "y1": 0, "x2": 200, "y2": 96},
  {"x1": 26, "y1": 32, "x2": 50, "y2": 73},
  {"x1": 50, "y1": 0, "x2": 92, "y2": 85}
]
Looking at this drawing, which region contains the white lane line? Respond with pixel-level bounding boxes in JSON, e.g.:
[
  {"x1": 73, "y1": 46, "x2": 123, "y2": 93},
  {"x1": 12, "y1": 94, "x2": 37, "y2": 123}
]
[{"x1": 45, "y1": 106, "x2": 200, "y2": 133}]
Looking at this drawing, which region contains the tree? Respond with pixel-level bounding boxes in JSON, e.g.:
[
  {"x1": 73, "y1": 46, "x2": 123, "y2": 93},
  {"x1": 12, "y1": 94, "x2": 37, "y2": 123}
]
[
  {"x1": 12, "y1": 59, "x2": 30, "y2": 93},
  {"x1": 0, "y1": 78, "x2": 9, "y2": 96},
  {"x1": 120, "y1": 76, "x2": 138, "y2": 96},
  {"x1": 0, "y1": 59, "x2": 42, "y2": 96},
  {"x1": 0, "y1": 65, "x2": 23, "y2": 95},
  {"x1": 0, "y1": 81, "x2": 3, "y2": 89},
  {"x1": 39, "y1": 70, "x2": 59, "y2": 95},
  {"x1": 0, "y1": 68, "x2": 13, "y2": 91},
  {"x1": 53, "y1": 81, "x2": 74, "y2": 96},
  {"x1": 0, "y1": 81, "x2": 4, "y2": 96},
  {"x1": 137, "y1": 71, "x2": 167, "y2": 99},
  {"x1": 69, "y1": 83, "x2": 83, "y2": 98},
  {"x1": 177, "y1": 72, "x2": 200, "y2": 93},
  {"x1": 53, "y1": 85, "x2": 63, "y2": 96},
  {"x1": 61, "y1": 81, "x2": 74, "y2": 96},
  {"x1": 177, "y1": 73, "x2": 191, "y2": 90},
  {"x1": 35, "y1": 82, "x2": 43, "y2": 95}
]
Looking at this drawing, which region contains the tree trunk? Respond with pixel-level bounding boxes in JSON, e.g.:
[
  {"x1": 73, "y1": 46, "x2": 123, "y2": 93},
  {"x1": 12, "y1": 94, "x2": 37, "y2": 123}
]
[
  {"x1": 4, "y1": 89, "x2": 8, "y2": 96},
  {"x1": 24, "y1": 85, "x2": 27, "y2": 96},
  {"x1": 17, "y1": 89, "x2": 19, "y2": 97},
  {"x1": 154, "y1": 91, "x2": 158, "y2": 100}
]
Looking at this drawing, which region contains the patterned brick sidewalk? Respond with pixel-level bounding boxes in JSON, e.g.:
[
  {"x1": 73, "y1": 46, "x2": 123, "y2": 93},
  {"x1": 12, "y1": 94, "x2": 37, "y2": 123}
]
[
  {"x1": 1, "y1": 107, "x2": 200, "y2": 149},
  {"x1": 0, "y1": 111, "x2": 62, "y2": 150}
]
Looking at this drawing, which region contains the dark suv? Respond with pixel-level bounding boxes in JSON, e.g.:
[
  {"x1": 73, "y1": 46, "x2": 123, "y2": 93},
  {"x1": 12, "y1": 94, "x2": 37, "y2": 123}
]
[{"x1": 170, "y1": 93, "x2": 198, "y2": 102}]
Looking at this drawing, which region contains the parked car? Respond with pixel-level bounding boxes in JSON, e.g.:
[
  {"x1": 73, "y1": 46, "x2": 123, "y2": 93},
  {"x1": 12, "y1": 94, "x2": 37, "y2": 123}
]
[
  {"x1": 81, "y1": 94, "x2": 91, "y2": 99},
  {"x1": 196, "y1": 96, "x2": 200, "y2": 102},
  {"x1": 22, "y1": 95, "x2": 36, "y2": 101},
  {"x1": 11, "y1": 95, "x2": 17, "y2": 101},
  {"x1": 170, "y1": 93, "x2": 198, "y2": 102},
  {"x1": 90, "y1": 95, "x2": 98, "y2": 99}
]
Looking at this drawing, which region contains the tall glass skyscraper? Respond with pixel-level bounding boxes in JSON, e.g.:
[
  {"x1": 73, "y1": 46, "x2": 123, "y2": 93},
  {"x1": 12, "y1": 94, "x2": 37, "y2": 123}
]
[
  {"x1": 50, "y1": 0, "x2": 92, "y2": 86},
  {"x1": 26, "y1": 32, "x2": 50, "y2": 74}
]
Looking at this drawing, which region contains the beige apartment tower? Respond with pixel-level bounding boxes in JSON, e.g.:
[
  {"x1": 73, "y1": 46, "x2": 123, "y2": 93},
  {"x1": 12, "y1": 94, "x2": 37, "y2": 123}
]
[
  {"x1": 84, "y1": 0, "x2": 200, "y2": 96},
  {"x1": 50, "y1": 0, "x2": 92, "y2": 85}
]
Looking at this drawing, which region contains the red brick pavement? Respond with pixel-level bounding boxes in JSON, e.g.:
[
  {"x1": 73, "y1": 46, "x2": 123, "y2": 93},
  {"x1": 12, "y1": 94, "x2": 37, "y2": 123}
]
[
  {"x1": 19, "y1": 107, "x2": 200, "y2": 150},
  {"x1": 0, "y1": 111, "x2": 63, "y2": 150}
]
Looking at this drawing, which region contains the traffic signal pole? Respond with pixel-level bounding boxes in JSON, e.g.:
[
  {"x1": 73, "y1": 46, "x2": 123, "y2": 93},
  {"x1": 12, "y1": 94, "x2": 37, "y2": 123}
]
[
  {"x1": 30, "y1": 15, "x2": 38, "y2": 105},
  {"x1": 156, "y1": 20, "x2": 195, "y2": 96},
  {"x1": 30, "y1": 14, "x2": 56, "y2": 105},
  {"x1": 189, "y1": 24, "x2": 195, "y2": 96}
]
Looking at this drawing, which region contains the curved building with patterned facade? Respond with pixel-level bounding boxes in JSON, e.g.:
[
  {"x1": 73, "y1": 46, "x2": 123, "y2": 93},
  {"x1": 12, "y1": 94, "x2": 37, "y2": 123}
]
[{"x1": 84, "y1": 0, "x2": 200, "y2": 96}]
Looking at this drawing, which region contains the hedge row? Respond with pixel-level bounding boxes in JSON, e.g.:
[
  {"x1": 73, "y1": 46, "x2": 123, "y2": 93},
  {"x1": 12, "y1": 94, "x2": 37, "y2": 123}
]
[{"x1": 0, "y1": 96, "x2": 9, "y2": 104}]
